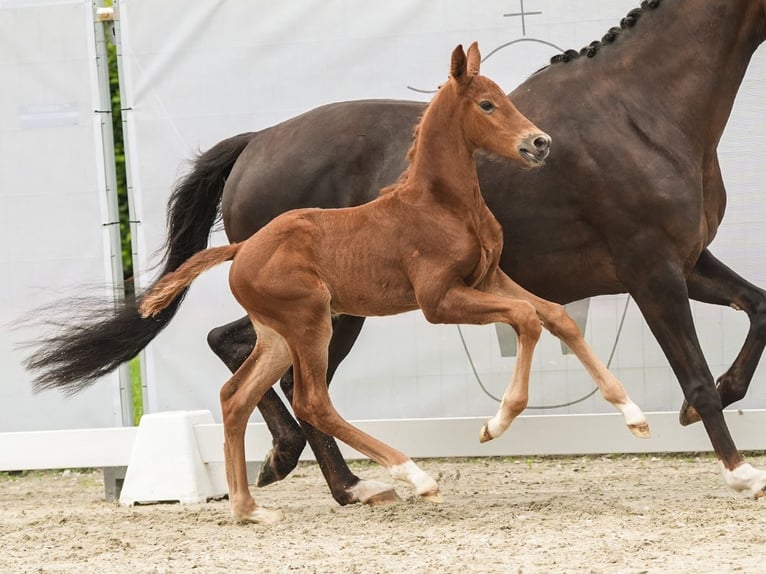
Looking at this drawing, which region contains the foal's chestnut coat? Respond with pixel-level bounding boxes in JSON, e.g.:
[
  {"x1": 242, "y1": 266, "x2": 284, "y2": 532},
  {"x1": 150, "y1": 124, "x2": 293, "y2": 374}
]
[{"x1": 141, "y1": 43, "x2": 646, "y2": 523}]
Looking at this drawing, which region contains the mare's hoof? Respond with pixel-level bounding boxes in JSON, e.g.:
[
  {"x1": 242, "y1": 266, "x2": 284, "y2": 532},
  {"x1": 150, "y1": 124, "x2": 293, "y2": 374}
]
[
  {"x1": 365, "y1": 489, "x2": 402, "y2": 506},
  {"x1": 256, "y1": 448, "x2": 297, "y2": 488},
  {"x1": 255, "y1": 459, "x2": 280, "y2": 488},
  {"x1": 479, "y1": 422, "x2": 494, "y2": 444},
  {"x1": 350, "y1": 479, "x2": 401, "y2": 506},
  {"x1": 237, "y1": 506, "x2": 285, "y2": 525},
  {"x1": 628, "y1": 421, "x2": 651, "y2": 438},
  {"x1": 678, "y1": 401, "x2": 701, "y2": 426},
  {"x1": 755, "y1": 488, "x2": 766, "y2": 500}
]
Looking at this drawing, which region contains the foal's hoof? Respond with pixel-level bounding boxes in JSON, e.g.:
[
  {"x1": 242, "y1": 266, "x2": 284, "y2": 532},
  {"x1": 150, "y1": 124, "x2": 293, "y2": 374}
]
[
  {"x1": 679, "y1": 400, "x2": 701, "y2": 426},
  {"x1": 628, "y1": 421, "x2": 651, "y2": 439},
  {"x1": 479, "y1": 422, "x2": 495, "y2": 444},
  {"x1": 421, "y1": 489, "x2": 443, "y2": 504},
  {"x1": 237, "y1": 506, "x2": 285, "y2": 525}
]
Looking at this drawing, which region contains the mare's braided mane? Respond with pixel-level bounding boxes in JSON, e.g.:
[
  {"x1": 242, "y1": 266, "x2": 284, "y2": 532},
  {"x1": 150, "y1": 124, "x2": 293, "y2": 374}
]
[{"x1": 550, "y1": 0, "x2": 661, "y2": 64}]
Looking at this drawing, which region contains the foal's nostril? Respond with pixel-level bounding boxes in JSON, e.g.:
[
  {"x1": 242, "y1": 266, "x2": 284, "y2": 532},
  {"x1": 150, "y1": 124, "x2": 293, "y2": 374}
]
[{"x1": 533, "y1": 135, "x2": 550, "y2": 150}]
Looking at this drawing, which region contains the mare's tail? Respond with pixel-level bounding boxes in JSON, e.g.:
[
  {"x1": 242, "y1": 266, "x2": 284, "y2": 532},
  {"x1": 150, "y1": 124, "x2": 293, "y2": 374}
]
[
  {"x1": 23, "y1": 132, "x2": 255, "y2": 395},
  {"x1": 139, "y1": 243, "x2": 241, "y2": 318}
]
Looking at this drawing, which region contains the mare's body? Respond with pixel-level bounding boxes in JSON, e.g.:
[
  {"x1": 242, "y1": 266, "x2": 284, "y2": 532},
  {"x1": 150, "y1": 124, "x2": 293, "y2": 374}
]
[{"x1": 215, "y1": 0, "x2": 766, "y2": 499}]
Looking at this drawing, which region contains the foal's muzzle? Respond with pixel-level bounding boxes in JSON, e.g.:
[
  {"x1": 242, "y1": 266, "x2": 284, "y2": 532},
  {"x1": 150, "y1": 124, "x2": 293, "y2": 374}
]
[{"x1": 519, "y1": 132, "x2": 551, "y2": 164}]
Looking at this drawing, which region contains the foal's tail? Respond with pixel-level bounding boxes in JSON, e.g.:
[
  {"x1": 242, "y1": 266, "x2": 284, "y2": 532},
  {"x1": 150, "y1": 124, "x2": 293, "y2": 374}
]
[
  {"x1": 140, "y1": 243, "x2": 241, "y2": 318},
  {"x1": 23, "y1": 132, "x2": 255, "y2": 395}
]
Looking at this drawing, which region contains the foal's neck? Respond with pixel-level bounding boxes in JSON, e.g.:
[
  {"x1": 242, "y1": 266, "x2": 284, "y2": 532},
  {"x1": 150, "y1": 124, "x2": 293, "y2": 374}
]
[{"x1": 403, "y1": 90, "x2": 482, "y2": 209}]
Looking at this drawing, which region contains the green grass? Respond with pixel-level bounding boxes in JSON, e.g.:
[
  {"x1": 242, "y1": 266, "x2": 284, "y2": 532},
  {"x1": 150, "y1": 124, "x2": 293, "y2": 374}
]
[{"x1": 130, "y1": 357, "x2": 142, "y2": 425}]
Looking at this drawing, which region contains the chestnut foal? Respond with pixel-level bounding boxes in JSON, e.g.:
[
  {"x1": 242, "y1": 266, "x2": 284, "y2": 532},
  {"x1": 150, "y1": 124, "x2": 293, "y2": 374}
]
[{"x1": 141, "y1": 43, "x2": 647, "y2": 523}]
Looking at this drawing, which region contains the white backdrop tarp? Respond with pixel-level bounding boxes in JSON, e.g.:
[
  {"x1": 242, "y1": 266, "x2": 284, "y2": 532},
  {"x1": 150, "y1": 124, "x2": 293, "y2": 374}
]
[
  {"x1": 0, "y1": 0, "x2": 121, "y2": 431},
  {"x1": 120, "y1": 0, "x2": 766, "y2": 422}
]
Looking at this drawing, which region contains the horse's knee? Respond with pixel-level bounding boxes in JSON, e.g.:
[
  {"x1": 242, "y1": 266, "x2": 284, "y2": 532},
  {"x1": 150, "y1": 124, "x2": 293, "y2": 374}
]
[{"x1": 516, "y1": 302, "x2": 543, "y2": 341}]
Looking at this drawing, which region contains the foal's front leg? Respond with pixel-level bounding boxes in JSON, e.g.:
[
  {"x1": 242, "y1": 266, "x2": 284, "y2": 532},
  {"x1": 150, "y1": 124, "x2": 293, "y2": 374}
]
[
  {"x1": 415, "y1": 280, "x2": 544, "y2": 442},
  {"x1": 489, "y1": 270, "x2": 650, "y2": 439}
]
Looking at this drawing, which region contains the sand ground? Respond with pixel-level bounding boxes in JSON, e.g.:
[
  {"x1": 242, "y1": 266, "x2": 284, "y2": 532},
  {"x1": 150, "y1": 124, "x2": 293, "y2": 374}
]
[{"x1": 2, "y1": 454, "x2": 766, "y2": 573}]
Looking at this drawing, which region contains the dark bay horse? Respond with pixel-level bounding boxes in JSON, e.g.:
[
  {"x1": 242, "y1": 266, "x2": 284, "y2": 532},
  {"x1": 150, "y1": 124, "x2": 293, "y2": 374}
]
[
  {"x1": 25, "y1": 0, "x2": 766, "y2": 501},
  {"x1": 138, "y1": 43, "x2": 565, "y2": 522}
]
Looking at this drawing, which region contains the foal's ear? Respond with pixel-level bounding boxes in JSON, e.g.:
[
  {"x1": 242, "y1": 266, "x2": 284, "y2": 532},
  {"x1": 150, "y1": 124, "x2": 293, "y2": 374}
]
[
  {"x1": 450, "y1": 44, "x2": 467, "y2": 82},
  {"x1": 466, "y1": 41, "x2": 481, "y2": 76}
]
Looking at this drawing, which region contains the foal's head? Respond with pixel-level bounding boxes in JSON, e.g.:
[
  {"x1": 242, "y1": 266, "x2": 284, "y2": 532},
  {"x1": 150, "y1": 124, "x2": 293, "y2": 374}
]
[{"x1": 439, "y1": 42, "x2": 550, "y2": 166}]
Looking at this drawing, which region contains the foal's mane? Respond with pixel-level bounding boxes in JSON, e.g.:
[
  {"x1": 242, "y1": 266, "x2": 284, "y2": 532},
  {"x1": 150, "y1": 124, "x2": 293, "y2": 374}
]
[
  {"x1": 549, "y1": 0, "x2": 662, "y2": 65},
  {"x1": 379, "y1": 87, "x2": 439, "y2": 196}
]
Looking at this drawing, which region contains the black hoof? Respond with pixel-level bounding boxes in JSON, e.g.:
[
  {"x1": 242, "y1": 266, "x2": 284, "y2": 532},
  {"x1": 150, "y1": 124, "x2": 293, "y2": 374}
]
[
  {"x1": 256, "y1": 459, "x2": 281, "y2": 488},
  {"x1": 255, "y1": 449, "x2": 295, "y2": 487},
  {"x1": 678, "y1": 400, "x2": 701, "y2": 426}
]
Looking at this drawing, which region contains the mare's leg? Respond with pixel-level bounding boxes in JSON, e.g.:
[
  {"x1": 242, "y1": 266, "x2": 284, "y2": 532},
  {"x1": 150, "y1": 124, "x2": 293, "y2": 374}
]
[
  {"x1": 620, "y1": 258, "x2": 766, "y2": 497},
  {"x1": 415, "y1": 282, "x2": 543, "y2": 442},
  {"x1": 219, "y1": 324, "x2": 293, "y2": 523},
  {"x1": 287, "y1": 301, "x2": 440, "y2": 500},
  {"x1": 490, "y1": 270, "x2": 649, "y2": 438},
  {"x1": 277, "y1": 314, "x2": 400, "y2": 505},
  {"x1": 679, "y1": 249, "x2": 766, "y2": 424},
  {"x1": 208, "y1": 317, "x2": 306, "y2": 481}
]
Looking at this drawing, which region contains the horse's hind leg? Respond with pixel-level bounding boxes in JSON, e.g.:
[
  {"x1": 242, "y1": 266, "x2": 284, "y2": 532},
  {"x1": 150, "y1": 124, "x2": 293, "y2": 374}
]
[
  {"x1": 277, "y1": 315, "x2": 400, "y2": 505},
  {"x1": 490, "y1": 271, "x2": 649, "y2": 438},
  {"x1": 287, "y1": 305, "x2": 440, "y2": 501},
  {"x1": 208, "y1": 317, "x2": 306, "y2": 484},
  {"x1": 219, "y1": 324, "x2": 292, "y2": 523},
  {"x1": 680, "y1": 249, "x2": 766, "y2": 425},
  {"x1": 209, "y1": 315, "x2": 397, "y2": 506}
]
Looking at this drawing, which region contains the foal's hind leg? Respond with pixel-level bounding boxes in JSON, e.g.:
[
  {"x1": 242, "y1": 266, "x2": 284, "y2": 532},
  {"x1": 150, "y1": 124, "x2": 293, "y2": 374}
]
[
  {"x1": 680, "y1": 249, "x2": 766, "y2": 425},
  {"x1": 208, "y1": 316, "x2": 306, "y2": 482},
  {"x1": 491, "y1": 270, "x2": 650, "y2": 438},
  {"x1": 219, "y1": 325, "x2": 292, "y2": 523},
  {"x1": 209, "y1": 315, "x2": 398, "y2": 506},
  {"x1": 287, "y1": 303, "x2": 440, "y2": 501},
  {"x1": 276, "y1": 315, "x2": 400, "y2": 505}
]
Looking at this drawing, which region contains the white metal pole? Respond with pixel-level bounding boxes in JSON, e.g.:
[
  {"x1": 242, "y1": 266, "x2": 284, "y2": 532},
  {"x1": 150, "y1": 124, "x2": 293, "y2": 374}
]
[{"x1": 93, "y1": 1, "x2": 133, "y2": 426}]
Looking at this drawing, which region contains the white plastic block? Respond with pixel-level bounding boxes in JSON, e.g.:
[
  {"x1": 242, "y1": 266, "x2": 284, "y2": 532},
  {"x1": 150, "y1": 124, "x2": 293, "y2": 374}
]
[{"x1": 119, "y1": 410, "x2": 228, "y2": 505}]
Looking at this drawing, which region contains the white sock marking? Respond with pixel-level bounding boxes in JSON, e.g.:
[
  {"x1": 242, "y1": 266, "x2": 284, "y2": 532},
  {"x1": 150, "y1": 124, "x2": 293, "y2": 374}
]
[
  {"x1": 721, "y1": 462, "x2": 766, "y2": 496},
  {"x1": 389, "y1": 460, "x2": 438, "y2": 495}
]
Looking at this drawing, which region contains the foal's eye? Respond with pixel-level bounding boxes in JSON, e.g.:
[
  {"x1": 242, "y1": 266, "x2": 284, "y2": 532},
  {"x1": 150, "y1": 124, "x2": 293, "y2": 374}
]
[{"x1": 478, "y1": 100, "x2": 495, "y2": 113}]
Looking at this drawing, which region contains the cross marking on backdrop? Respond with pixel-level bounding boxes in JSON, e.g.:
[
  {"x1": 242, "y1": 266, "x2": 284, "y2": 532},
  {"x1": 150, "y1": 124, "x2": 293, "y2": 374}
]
[{"x1": 504, "y1": 0, "x2": 542, "y2": 36}]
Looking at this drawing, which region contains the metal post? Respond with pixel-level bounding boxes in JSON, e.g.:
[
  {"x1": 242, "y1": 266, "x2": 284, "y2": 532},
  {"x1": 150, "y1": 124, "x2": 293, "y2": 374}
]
[
  {"x1": 93, "y1": 1, "x2": 133, "y2": 426},
  {"x1": 111, "y1": 0, "x2": 151, "y2": 416}
]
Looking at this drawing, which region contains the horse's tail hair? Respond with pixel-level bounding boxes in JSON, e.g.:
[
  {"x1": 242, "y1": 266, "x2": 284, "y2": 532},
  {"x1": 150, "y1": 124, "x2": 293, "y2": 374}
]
[
  {"x1": 22, "y1": 132, "x2": 255, "y2": 395},
  {"x1": 139, "y1": 243, "x2": 241, "y2": 318}
]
